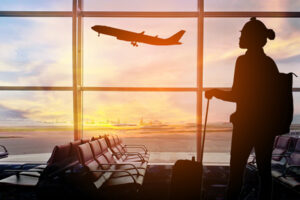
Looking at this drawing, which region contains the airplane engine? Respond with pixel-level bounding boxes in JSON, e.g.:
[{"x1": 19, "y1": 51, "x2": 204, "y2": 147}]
[{"x1": 131, "y1": 41, "x2": 138, "y2": 47}]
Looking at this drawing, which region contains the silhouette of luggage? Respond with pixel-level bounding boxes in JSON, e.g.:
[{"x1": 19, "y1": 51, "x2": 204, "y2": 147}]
[
  {"x1": 169, "y1": 157, "x2": 202, "y2": 200},
  {"x1": 169, "y1": 99, "x2": 210, "y2": 200},
  {"x1": 271, "y1": 72, "x2": 296, "y2": 135}
]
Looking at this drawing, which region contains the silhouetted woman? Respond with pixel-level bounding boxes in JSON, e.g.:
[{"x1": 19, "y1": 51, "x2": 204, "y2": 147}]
[{"x1": 205, "y1": 17, "x2": 278, "y2": 200}]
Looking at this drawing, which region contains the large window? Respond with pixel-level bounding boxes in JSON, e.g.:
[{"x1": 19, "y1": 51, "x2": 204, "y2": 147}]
[{"x1": 1, "y1": 0, "x2": 300, "y2": 164}]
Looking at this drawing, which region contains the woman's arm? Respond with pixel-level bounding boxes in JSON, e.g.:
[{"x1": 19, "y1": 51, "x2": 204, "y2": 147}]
[
  {"x1": 213, "y1": 89, "x2": 236, "y2": 102},
  {"x1": 206, "y1": 89, "x2": 236, "y2": 102}
]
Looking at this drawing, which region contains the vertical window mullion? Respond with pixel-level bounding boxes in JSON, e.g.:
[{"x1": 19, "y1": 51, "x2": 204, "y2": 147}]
[
  {"x1": 72, "y1": 0, "x2": 80, "y2": 140},
  {"x1": 197, "y1": 0, "x2": 204, "y2": 162}
]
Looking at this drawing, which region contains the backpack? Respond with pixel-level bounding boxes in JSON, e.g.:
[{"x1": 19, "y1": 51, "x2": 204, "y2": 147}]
[{"x1": 271, "y1": 72, "x2": 296, "y2": 135}]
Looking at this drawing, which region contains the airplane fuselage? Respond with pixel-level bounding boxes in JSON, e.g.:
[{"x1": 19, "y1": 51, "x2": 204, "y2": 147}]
[{"x1": 91, "y1": 25, "x2": 184, "y2": 46}]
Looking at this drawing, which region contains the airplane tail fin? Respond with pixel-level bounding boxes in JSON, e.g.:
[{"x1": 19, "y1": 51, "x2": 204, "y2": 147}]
[{"x1": 167, "y1": 30, "x2": 185, "y2": 43}]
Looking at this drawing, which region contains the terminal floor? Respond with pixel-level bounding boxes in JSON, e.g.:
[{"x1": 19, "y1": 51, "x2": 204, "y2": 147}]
[
  {"x1": 140, "y1": 165, "x2": 299, "y2": 200},
  {"x1": 0, "y1": 164, "x2": 299, "y2": 200}
]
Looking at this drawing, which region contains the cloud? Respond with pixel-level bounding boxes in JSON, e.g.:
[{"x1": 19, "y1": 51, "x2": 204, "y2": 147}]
[
  {"x1": 0, "y1": 0, "x2": 72, "y2": 11},
  {"x1": 0, "y1": 92, "x2": 73, "y2": 123},
  {"x1": 83, "y1": 92, "x2": 196, "y2": 124},
  {"x1": 0, "y1": 104, "x2": 27, "y2": 120},
  {"x1": 0, "y1": 18, "x2": 72, "y2": 86}
]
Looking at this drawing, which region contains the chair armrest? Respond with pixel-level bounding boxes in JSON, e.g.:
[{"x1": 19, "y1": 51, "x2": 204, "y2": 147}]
[
  {"x1": 286, "y1": 165, "x2": 300, "y2": 170},
  {"x1": 249, "y1": 154, "x2": 289, "y2": 165},
  {"x1": 123, "y1": 145, "x2": 148, "y2": 153},
  {"x1": 113, "y1": 152, "x2": 145, "y2": 162},
  {"x1": 0, "y1": 145, "x2": 8, "y2": 152},
  {"x1": 272, "y1": 154, "x2": 289, "y2": 157},
  {"x1": 4, "y1": 169, "x2": 43, "y2": 173},
  {"x1": 271, "y1": 155, "x2": 289, "y2": 165},
  {"x1": 285, "y1": 165, "x2": 300, "y2": 176},
  {"x1": 275, "y1": 165, "x2": 300, "y2": 178},
  {"x1": 90, "y1": 169, "x2": 137, "y2": 184},
  {"x1": 4, "y1": 169, "x2": 42, "y2": 178},
  {"x1": 98, "y1": 163, "x2": 140, "y2": 175},
  {"x1": 123, "y1": 152, "x2": 146, "y2": 157},
  {"x1": 278, "y1": 172, "x2": 300, "y2": 178},
  {"x1": 18, "y1": 163, "x2": 47, "y2": 169}
]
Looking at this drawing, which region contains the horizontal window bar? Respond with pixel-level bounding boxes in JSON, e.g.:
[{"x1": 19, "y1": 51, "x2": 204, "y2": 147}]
[
  {"x1": 204, "y1": 12, "x2": 300, "y2": 18},
  {"x1": 0, "y1": 86, "x2": 73, "y2": 91},
  {"x1": 82, "y1": 11, "x2": 300, "y2": 18},
  {"x1": 1, "y1": 11, "x2": 300, "y2": 18},
  {"x1": 203, "y1": 87, "x2": 229, "y2": 91},
  {"x1": 81, "y1": 11, "x2": 198, "y2": 18},
  {"x1": 0, "y1": 11, "x2": 72, "y2": 17},
  {"x1": 82, "y1": 87, "x2": 197, "y2": 92},
  {"x1": 204, "y1": 88, "x2": 300, "y2": 92},
  {"x1": 0, "y1": 86, "x2": 299, "y2": 92}
]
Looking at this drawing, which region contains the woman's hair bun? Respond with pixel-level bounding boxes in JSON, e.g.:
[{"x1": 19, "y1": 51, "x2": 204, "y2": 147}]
[{"x1": 267, "y1": 29, "x2": 275, "y2": 40}]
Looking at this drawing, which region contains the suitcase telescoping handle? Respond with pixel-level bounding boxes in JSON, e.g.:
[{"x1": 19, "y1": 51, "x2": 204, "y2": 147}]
[{"x1": 199, "y1": 98, "x2": 210, "y2": 164}]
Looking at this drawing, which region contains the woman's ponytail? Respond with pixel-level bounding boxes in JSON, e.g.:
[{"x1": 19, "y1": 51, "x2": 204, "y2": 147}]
[{"x1": 267, "y1": 29, "x2": 275, "y2": 40}]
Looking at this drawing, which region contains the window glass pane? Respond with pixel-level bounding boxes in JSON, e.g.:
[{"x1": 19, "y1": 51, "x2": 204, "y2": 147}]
[
  {"x1": 0, "y1": 18, "x2": 72, "y2": 86},
  {"x1": 292, "y1": 93, "x2": 300, "y2": 126},
  {"x1": 204, "y1": 18, "x2": 300, "y2": 87},
  {"x1": 83, "y1": 92, "x2": 196, "y2": 163},
  {"x1": 0, "y1": 91, "x2": 73, "y2": 155},
  {"x1": 205, "y1": 0, "x2": 300, "y2": 11},
  {"x1": 202, "y1": 94, "x2": 234, "y2": 164},
  {"x1": 84, "y1": 0, "x2": 197, "y2": 11},
  {"x1": 0, "y1": 0, "x2": 72, "y2": 11},
  {"x1": 84, "y1": 18, "x2": 197, "y2": 87}
]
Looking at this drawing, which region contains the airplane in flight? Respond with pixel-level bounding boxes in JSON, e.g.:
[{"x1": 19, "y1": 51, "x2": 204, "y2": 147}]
[{"x1": 91, "y1": 25, "x2": 185, "y2": 47}]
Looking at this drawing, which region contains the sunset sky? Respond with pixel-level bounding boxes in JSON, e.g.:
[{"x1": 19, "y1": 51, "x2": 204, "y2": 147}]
[{"x1": 1, "y1": 1, "x2": 300, "y2": 126}]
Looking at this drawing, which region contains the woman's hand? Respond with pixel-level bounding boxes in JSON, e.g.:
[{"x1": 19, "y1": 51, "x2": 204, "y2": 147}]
[{"x1": 205, "y1": 89, "x2": 217, "y2": 99}]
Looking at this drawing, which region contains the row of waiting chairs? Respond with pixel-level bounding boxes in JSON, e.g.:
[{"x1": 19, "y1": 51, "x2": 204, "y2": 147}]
[
  {"x1": 0, "y1": 135, "x2": 149, "y2": 199},
  {"x1": 76, "y1": 136, "x2": 149, "y2": 199},
  {"x1": 248, "y1": 135, "x2": 300, "y2": 194}
]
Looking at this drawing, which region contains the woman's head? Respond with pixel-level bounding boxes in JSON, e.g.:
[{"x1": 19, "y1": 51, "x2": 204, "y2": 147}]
[{"x1": 239, "y1": 17, "x2": 275, "y2": 49}]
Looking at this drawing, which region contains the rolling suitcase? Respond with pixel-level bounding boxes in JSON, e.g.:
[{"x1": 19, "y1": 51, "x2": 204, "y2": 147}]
[{"x1": 169, "y1": 99, "x2": 210, "y2": 200}]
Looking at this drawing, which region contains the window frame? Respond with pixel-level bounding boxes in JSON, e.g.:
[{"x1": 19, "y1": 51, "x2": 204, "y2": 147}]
[{"x1": 1, "y1": 0, "x2": 300, "y2": 161}]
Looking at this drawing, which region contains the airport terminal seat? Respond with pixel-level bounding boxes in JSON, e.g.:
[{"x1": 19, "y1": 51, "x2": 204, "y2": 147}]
[
  {"x1": 113, "y1": 135, "x2": 149, "y2": 157},
  {"x1": 89, "y1": 140, "x2": 145, "y2": 176},
  {"x1": 247, "y1": 135, "x2": 300, "y2": 195},
  {"x1": 0, "y1": 143, "x2": 77, "y2": 188},
  {"x1": 274, "y1": 138, "x2": 300, "y2": 193},
  {"x1": 91, "y1": 136, "x2": 101, "y2": 141},
  {"x1": 81, "y1": 138, "x2": 90, "y2": 144},
  {"x1": 272, "y1": 136, "x2": 292, "y2": 166},
  {"x1": 248, "y1": 135, "x2": 292, "y2": 169},
  {"x1": 0, "y1": 136, "x2": 149, "y2": 199},
  {"x1": 98, "y1": 138, "x2": 148, "y2": 171},
  {"x1": 75, "y1": 142, "x2": 145, "y2": 199},
  {"x1": 105, "y1": 135, "x2": 149, "y2": 163}
]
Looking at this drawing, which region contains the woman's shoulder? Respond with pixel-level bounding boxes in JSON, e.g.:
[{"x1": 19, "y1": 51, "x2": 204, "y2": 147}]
[
  {"x1": 264, "y1": 55, "x2": 276, "y2": 64},
  {"x1": 264, "y1": 55, "x2": 279, "y2": 72},
  {"x1": 235, "y1": 55, "x2": 246, "y2": 64}
]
